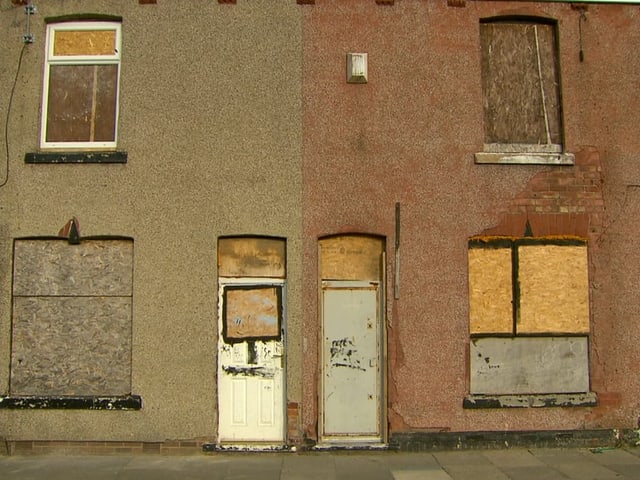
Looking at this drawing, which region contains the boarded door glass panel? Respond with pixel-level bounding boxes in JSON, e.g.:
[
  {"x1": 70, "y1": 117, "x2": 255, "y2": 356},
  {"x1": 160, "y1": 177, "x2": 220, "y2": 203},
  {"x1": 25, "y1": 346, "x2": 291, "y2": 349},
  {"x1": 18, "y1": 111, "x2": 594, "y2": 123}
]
[
  {"x1": 223, "y1": 286, "x2": 282, "y2": 341},
  {"x1": 319, "y1": 236, "x2": 383, "y2": 281},
  {"x1": 218, "y1": 237, "x2": 286, "y2": 278}
]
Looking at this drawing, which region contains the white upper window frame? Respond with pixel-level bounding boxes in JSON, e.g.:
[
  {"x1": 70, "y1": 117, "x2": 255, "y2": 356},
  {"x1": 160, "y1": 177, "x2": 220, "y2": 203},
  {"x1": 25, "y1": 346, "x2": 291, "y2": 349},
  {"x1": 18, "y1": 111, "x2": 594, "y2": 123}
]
[{"x1": 40, "y1": 21, "x2": 122, "y2": 151}]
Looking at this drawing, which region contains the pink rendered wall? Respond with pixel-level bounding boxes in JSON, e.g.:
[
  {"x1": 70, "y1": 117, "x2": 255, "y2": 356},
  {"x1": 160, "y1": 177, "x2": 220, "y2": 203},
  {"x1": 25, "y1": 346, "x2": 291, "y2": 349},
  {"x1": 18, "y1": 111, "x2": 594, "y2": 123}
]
[{"x1": 301, "y1": 0, "x2": 640, "y2": 439}]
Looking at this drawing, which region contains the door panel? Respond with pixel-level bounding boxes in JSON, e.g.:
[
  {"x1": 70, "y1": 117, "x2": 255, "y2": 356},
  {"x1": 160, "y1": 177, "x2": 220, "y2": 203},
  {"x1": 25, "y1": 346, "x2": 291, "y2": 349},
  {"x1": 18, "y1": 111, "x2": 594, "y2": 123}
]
[
  {"x1": 321, "y1": 282, "x2": 382, "y2": 442},
  {"x1": 218, "y1": 281, "x2": 285, "y2": 444}
]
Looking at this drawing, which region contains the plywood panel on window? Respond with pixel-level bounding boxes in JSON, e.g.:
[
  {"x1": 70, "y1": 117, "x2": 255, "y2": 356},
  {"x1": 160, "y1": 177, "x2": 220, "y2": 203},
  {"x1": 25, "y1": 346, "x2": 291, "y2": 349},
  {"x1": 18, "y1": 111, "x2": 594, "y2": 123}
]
[
  {"x1": 46, "y1": 65, "x2": 94, "y2": 142},
  {"x1": 94, "y1": 64, "x2": 119, "y2": 142},
  {"x1": 480, "y1": 21, "x2": 562, "y2": 145},
  {"x1": 468, "y1": 247, "x2": 513, "y2": 334},
  {"x1": 517, "y1": 244, "x2": 589, "y2": 334},
  {"x1": 53, "y1": 29, "x2": 117, "y2": 56},
  {"x1": 319, "y1": 235, "x2": 383, "y2": 281},
  {"x1": 470, "y1": 337, "x2": 590, "y2": 394},
  {"x1": 224, "y1": 286, "x2": 281, "y2": 340},
  {"x1": 10, "y1": 296, "x2": 132, "y2": 396},
  {"x1": 218, "y1": 237, "x2": 286, "y2": 278},
  {"x1": 13, "y1": 238, "x2": 133, "y2": 296},
  {"x1": 46, "y1": 64, "x2": 118, "y2": 143}
]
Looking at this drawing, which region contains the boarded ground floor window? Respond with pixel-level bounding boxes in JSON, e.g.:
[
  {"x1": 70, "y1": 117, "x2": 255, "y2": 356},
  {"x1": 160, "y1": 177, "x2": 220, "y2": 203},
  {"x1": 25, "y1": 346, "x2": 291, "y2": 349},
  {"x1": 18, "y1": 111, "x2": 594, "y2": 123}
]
[
  {"x1": 465, "y1": 236, "x2": 595, "y2": 407},
  {"x1": 10, "y1": 238, "x2": 133, "y2": 397}
]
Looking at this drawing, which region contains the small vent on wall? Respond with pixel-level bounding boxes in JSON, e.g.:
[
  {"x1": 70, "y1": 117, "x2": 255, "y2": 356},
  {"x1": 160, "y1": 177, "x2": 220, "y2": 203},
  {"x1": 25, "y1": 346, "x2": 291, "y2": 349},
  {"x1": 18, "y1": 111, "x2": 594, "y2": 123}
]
[{"x1": 347, "y1": 53, "x2": 368, "y2": 84}]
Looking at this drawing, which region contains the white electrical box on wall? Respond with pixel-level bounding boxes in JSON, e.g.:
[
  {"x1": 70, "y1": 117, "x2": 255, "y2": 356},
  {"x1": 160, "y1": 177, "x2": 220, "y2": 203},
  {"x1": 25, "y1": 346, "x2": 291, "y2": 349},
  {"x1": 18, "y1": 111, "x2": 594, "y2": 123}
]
[{"x1": 347, "y1": 53, "x2": 368, "y2": 84}]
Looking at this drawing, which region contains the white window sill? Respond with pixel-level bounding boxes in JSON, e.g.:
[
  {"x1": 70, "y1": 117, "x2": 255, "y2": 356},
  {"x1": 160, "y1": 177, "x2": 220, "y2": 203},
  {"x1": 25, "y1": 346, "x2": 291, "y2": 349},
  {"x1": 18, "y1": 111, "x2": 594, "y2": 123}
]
[{"x1": 475, "y1": 152, "x2": 575, "y2": 165}]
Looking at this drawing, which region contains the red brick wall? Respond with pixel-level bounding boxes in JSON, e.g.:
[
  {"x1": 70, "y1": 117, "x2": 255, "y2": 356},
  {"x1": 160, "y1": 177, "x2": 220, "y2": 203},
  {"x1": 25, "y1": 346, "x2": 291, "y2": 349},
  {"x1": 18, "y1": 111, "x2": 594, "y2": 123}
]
[{"x1": 301, "y1": 0, "x2": 640, "y2": 439}]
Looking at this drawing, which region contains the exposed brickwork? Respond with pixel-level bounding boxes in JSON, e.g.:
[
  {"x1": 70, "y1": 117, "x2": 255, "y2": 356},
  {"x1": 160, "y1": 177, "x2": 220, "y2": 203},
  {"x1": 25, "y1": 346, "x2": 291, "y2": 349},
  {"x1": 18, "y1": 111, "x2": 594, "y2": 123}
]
[
  {"x1": 481, "y1": 148, "x2": 604, "y2": 239},
  {"x1": 5, "y1": 440, "x2": 209, "y2": 456},
  {"x1": 447, "y1": 0, "x2": 466, "y2": 6},
  {"x1": 287, "y1": 401, "x2": 301, "y2": 444}
]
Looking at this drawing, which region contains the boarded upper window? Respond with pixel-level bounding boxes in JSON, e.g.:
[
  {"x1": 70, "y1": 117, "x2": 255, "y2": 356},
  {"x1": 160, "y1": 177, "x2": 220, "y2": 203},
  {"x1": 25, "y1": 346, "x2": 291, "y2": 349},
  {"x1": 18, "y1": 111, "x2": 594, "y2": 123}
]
[
  {"x1": 41, "y1": 21, "x2": 121, "y2": 150},
  {"x1": 476, "y1": 19, "x2": 573, "y2": 165}
]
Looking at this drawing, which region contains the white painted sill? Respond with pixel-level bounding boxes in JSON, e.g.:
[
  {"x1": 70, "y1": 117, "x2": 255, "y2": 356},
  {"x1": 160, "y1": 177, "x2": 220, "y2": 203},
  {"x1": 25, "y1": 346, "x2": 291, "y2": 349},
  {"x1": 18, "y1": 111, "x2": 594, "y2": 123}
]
[
  {"x1": 475, "y1": 151, "x2": 575, "y2": 165},
  {"x1": 475, "y1": 144, "x2": 575, "y2": 165}
]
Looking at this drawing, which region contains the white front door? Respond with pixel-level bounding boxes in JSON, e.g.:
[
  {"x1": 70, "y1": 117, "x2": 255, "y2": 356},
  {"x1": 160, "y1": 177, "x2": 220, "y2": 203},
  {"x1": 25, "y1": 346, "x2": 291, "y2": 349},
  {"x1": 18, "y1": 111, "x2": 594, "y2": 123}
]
[
  {"x1": 320, "y1": 281, "x2": 383, "y2": 444},
  {"x1": 217, "y1": 279, "x2": 285, "y2": 444}
]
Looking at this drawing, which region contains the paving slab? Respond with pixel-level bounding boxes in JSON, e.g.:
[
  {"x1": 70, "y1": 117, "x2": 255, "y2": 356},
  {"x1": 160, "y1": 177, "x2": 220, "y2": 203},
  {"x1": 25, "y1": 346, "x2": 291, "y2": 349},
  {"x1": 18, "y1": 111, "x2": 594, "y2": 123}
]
[
  {"x1": 334, "y1": 454, "x2": 394, "y2": 480},
  {"x1": 483, "y1": 449, "x2": 547, "y2": 468},
  {"x1": 441, "y1": 463, "x2": 511, "y2": 480},
  {"x1": 392, "y1": 470, "x2": 454, "y2": 480},
  {"x1": 433, "y1": 451, "x2": 493, "y2": 466},
  {"x1": 498, "y1": 466, "x2": 573, "y2": 480},
  {"x1": 281, "y1": 453, "x2": 336, "y2": 480},
  {"x1": 529, "y1": 449, "x2": 626, "y2": 480}
]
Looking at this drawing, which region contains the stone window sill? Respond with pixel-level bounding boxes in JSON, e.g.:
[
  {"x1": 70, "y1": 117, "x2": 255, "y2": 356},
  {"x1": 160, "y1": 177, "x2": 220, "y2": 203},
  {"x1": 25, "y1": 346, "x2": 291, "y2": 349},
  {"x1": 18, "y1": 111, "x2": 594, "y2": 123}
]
[
  {"x1": 0, "y1": 395, "x2": 142, "y2": 410},
  {"x1": 25, "y1": 152, "x2": 127, "y2": 164},
  {"x1": 474, "y1": 152, "x2": 575, "y2": 165},
  {"x1": 463, "y1": 392, "x2": 597, "y2": 409}
]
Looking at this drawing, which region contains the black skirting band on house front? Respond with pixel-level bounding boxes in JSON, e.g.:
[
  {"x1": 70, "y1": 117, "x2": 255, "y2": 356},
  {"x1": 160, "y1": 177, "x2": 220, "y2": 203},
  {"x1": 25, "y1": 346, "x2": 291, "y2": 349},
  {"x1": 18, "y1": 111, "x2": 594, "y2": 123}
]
[
  {"x1": 25, "y1": 152, "x2": 128, "y2": 164},
  {"x1": 389, "y1": 428, "x2": 631, "y2": 452},
  {"x1": 0, "y1": 395, "x2": 142, "y2": 410}
]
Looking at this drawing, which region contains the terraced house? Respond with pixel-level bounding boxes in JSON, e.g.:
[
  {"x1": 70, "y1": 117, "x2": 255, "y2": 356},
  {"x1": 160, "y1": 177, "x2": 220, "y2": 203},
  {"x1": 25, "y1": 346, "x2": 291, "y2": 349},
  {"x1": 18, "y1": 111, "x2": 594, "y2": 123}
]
[{"x1": 1, "y1": 0, "x2": 640, "y2": 453}]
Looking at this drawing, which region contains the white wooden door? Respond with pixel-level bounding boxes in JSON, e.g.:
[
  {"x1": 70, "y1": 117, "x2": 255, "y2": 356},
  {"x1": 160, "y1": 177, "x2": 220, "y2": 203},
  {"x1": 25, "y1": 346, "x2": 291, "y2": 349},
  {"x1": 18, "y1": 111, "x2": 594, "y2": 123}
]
[
  {"x1": 321, "y1": 281, "x2": 383, "y2": 443},
  {"x1": 217, "y1": 280, "x2": 285, "y2": 444}
]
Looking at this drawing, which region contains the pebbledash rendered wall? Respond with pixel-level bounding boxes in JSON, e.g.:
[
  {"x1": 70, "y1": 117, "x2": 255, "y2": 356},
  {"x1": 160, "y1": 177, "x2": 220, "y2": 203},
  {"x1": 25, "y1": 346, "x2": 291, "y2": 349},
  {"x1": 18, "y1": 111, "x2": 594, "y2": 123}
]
[
  {"x1": 0, "y1": 0, "x2": 303, "y2": 445},
  {"x1": 300, "y1": 0, "x2": 640, "y2": 445}
]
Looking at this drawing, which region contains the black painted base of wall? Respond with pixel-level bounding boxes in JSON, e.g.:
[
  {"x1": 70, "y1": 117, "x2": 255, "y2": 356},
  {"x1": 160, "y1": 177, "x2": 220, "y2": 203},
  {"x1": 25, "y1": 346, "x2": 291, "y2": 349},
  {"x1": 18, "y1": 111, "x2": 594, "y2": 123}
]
[
  {"x1": 389, "y1": 429, "x2": 640, "y2": 451},
  {"x1": 0, "y1": 395, "x2": 142, "y2": 410}
]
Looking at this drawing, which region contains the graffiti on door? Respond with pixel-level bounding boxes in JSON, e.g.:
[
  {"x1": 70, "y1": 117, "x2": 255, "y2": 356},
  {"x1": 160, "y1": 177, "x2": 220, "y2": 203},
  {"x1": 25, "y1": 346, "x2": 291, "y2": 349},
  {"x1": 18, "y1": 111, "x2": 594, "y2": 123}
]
[{"x1": 330, "y1": 337, "x2": 366, "y2": 372}]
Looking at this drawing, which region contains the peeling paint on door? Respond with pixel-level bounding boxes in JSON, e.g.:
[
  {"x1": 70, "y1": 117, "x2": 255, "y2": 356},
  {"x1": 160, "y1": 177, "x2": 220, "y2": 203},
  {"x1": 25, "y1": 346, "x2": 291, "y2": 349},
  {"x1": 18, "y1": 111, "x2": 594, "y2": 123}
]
[{"x1": 217, "y1": 279, "x2": 285, "y2": 445}]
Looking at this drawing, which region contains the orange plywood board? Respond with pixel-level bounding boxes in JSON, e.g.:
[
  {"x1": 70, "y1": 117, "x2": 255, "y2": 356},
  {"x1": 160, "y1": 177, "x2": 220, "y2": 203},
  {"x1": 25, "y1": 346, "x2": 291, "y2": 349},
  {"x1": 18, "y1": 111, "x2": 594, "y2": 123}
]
[
  {"x1": 468, "y1": 247, "x2": 513, "y2": 335},
  {"x1": 54, "y1": 29, "x2": 117, "y2": 56},
  {"x1": 518, "y1": 244, "x2": 589, "y2": 334}
]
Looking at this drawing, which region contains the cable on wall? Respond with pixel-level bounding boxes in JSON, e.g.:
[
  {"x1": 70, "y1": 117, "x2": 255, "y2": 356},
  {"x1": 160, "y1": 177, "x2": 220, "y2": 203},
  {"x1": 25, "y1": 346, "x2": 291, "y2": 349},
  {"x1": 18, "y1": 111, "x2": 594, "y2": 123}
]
[
  {"x1": 2, "y1": 43, "x2": 27, "y2": 189},
  {"x1": 2, "y1": 2, "x2": 36, "y2": 189}
]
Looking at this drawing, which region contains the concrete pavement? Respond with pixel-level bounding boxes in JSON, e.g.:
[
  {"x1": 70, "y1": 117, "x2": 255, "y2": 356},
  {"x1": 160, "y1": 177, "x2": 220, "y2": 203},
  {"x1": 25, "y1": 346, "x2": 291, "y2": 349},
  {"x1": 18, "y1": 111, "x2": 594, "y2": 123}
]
[{"x1": 1, "y1": 447, "x2": 640, "y2": 479}]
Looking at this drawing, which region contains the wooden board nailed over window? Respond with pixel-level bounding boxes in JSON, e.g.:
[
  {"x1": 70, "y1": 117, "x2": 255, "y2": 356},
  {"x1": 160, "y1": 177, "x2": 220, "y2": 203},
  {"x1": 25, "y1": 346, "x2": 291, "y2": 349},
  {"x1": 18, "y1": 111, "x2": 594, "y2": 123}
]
[
  {"x1": 53, "y1": 29, "x2": 117, "y2": 56},
  {"x1": 480, "y1": 21, "x2": 562, "y2": 147},
  {"x1": 468, "y1": 237, "x2": 589, "y2": 335},
  {"x1": 46, "y1": 65, "x2": 118, "y2": 143}
]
